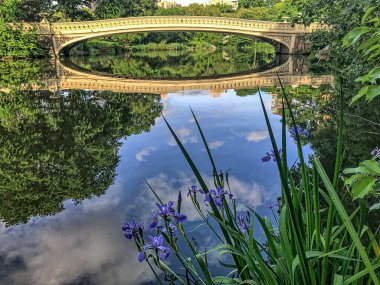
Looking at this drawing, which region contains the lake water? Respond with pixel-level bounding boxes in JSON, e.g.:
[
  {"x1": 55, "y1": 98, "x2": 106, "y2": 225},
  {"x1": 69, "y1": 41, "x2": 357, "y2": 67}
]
[{"x1": 0, "y1": 47, "x2": 378, "y2": 285}]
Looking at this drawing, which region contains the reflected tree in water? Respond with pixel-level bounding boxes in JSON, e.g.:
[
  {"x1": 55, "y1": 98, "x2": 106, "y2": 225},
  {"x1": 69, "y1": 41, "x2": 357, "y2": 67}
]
[
  {"x1": 0, "y1": 90, "x2": 162, "y2": 226},
  {"x1": 279, "y1": 84, "x2": 380, "y2": 171},
  {"x1": 0, "y1": 60, "x2": 54, "y2": 89},
  {"x1": 68, "y1": 47, "x2": 275, "y2": 79},
  {"x1": 237, "y1": 83, "x2": 380, "y2": 232},
  {"x1": 270, "y1": 83, "x2": 380, "y2": 230}
]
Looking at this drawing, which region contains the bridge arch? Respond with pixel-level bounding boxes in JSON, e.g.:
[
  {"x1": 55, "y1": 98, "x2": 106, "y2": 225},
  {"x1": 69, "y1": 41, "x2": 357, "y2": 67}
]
[
  {"x1": 45, "y1": 17, "x2": 325, "y2": 56},
  {"x1": 58, "y1": 27, "x2": 291, "y2": 55}
]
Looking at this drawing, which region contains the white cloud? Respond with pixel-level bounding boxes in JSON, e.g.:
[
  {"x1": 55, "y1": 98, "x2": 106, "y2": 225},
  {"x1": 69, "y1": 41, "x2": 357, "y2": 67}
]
[
  {"x1": 168, "y1": 127, "x2": 198, "y2": 146},
  {"x1": 135, "y1": 146, "x2": 157, "y2": 162},
  {"x1": 246, "y1": 130, "x2": 269, "y2": 143},
  {"x1": 209, "y1": 140, "x2": 225, "y2": 150}
]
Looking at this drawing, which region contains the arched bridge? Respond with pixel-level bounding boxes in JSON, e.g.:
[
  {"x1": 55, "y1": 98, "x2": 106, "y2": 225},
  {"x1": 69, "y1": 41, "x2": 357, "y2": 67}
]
[{"x1": 28, "y1": 16, "x2": 327, "y2": 56}]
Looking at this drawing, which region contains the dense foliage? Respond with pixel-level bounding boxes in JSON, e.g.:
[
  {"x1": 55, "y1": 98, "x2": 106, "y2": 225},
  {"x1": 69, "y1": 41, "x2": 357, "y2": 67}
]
[
  {"x1": 343, "y1": 6, "x2": 380, "y2": 103},
  {"x1": 294, "y1": 0, "x2": 380, "y2": 101},
  {"x1": 153, "y1": 1, "x2": 297, "y2": 21},
  {"x1": 95, "y1": 0, "x2": 157, "y2": 19},
  {"x1": 0, "y1": 0, "x2": 48, "y2": 59}
]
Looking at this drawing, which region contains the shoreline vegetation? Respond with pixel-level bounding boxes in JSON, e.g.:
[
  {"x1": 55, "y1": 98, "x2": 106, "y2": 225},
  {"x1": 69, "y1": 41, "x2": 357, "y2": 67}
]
[{"x1": 68, "y1": 36, "x2": 275, "y2": 56}]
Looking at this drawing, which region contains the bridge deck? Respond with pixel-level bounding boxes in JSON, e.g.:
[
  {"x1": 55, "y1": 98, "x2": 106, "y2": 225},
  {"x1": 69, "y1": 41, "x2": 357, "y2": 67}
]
[{"x1": 24, "y1": 16, "x2": 328, "y2": 55}]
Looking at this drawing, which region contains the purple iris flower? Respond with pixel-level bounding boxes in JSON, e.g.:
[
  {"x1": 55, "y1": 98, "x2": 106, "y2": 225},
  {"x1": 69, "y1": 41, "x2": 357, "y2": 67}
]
[
  {"x1": 149, "y1": 201, "x2": 187, "y2": 229},
  {"x1": 187, "y1": 185, "x2": 205, "y2": 197},
  {"x1": 205, "y1": 186, "x2": 233, "y2": 208},
  {"x1": 237, "y1": 215, "x2": 250, "y2": 235},
  {"x1": 290, "y1": 126, "x2": 310, "y2": 140},
  {"x1": 261, "y1": 149, "x2": 282, "y2": 163},
  {"x1": 173, "y1": 213, "x2": 187, "y2": 222},
  {"x1": 371, "y1": 147, "x2": 379, "y2": 157},
  {"x1": 121, "y1": 220, "x2": 144, "y2": 239},
  {"x1": 137, "y1": 234, "x2": 171, "y2": 263},
  {"x1": 267, "y1": 203, "x2": 279, "y2": 210},
  {"x1": 163, "y1": 223, "x2": 178, "y2": 236}
]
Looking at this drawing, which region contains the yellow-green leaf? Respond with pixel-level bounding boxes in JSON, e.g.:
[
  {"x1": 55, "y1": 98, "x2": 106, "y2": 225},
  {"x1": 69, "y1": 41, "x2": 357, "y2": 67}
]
[{"x1": 352, "y1": 177, "x2": 377, "y2": 199}]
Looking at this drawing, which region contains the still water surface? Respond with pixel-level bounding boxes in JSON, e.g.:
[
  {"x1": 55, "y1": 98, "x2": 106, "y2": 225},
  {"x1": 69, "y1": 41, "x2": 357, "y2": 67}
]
[
  {"x1": 66, "y1": 48, "x2": 278, "y2": 79},
  {"x1": 0, "y1": 46, "x2": 377, "y2": 284}
]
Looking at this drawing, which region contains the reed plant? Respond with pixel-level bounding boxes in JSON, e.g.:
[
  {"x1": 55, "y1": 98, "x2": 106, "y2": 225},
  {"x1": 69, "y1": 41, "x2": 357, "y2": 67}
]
[{"x1": 122, "y1": 78, "x2": 380, "y2": 284}]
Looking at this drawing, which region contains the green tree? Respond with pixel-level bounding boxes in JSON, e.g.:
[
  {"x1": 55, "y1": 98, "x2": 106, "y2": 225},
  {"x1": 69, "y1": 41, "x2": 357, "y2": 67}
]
[
  {"x1": 238, "y1": 0, "x2": 265, "y2": 8},
  {"x1": 54, "y1": 0, "x2": 94, "y2": 21},
  {"x1": 185, "y1": 3, "x2": 222, "y2": 16},
  {"x1": 343, "y1": 6, "x2": 380, "y2": 104},
  {"x1": 18, "y1": 0, "x2": 53, "y2": 22},
  {"x1": 94, "y1": 0, "x2": 124, "y2": 19},
  {"x1": 95, "y1": 0, "x2": 156, "y2": 19},
  {"x1": 237, "y1": 0, "x2": 283, "y2": 9},
  {"x1": 0, "y1": 0, "x2": 53, "y2": 22},
  {"x1": 294, "y1": 0, "x2": 374, "y2": 27},
  {"x1": 293, "y1": 0, "x2": 379, "y2": 103},
  {"x1": 234, "y1": 7, "x2": 271, "y2": 20},
  {"x1": 0, "y1": 22, "x2": 48, "y2": 59},
  {"x1": 155, "y1": 6, "x2": 186, "y2": 16},
  {"x1": 0, "y1": 0, "x2": 49, "y2": 58}
]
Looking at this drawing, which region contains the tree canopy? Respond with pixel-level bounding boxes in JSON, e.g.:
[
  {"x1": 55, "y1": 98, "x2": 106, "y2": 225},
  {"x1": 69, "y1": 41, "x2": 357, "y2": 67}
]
[
  {"x1": 95, "y1": 0, "x2": 157, "y2": 19},
  {"x1": 0, "y1": 0, "x2": 48, "y2": 58}
]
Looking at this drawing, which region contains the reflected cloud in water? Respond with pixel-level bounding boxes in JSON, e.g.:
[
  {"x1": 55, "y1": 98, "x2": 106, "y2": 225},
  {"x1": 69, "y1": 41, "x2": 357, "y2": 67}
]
[
  {"x1": 140, "y1": 172, "x2": 268, "y2": 222},
  {"x1": 209, "y1": 140, "x2": 226, "y2": 150},
  {"x1": 168, "y1": 127, "x2": 198, "y2": 146},
  {"x1": 0, "y1": 184, "x2": 155, "y2": 285},
  {"x1": 0, "y1": 89, "x2": 295, "y2": 284},
  {"x1": 246, "y1": 130, "x2": 270, "y2": 143},
  {"x1": 136, "y1": 146, "x2": 158, "y2": 162}
]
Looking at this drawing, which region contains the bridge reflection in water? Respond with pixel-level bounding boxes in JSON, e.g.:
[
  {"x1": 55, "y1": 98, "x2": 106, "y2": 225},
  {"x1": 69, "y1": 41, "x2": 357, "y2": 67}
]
[{"x1": 39, "y1": 56, "x2": 333, "y2": 95}]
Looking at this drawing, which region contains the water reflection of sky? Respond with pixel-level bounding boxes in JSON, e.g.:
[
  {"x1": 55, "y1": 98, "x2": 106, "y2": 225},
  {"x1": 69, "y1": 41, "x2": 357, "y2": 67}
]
[{"x1": 0, "y1": 89, "x2": 312, "y2": 285}]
